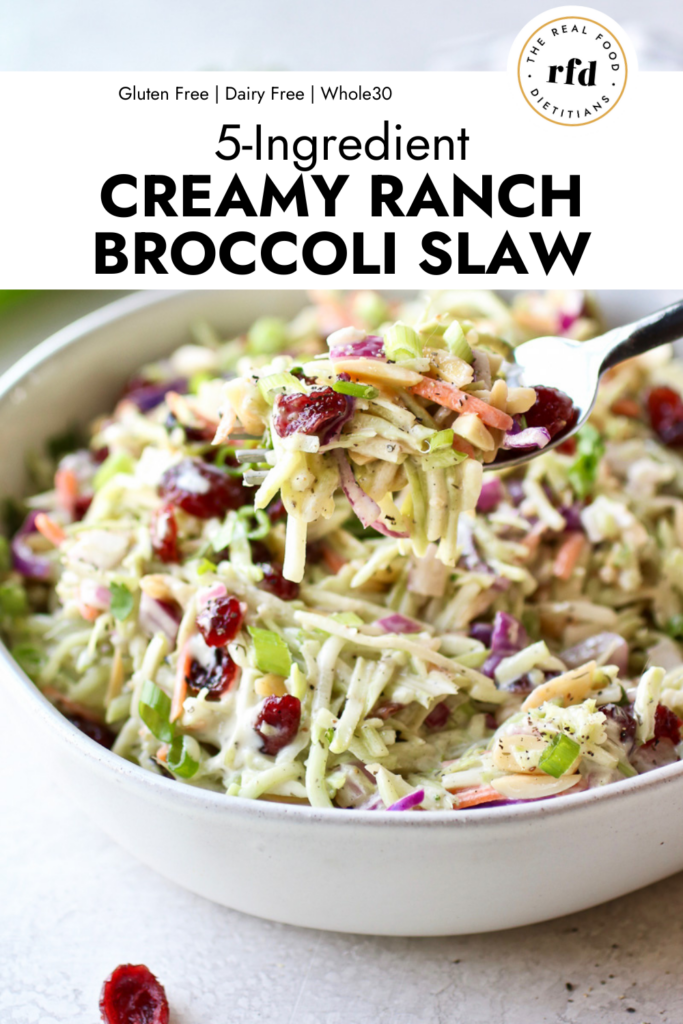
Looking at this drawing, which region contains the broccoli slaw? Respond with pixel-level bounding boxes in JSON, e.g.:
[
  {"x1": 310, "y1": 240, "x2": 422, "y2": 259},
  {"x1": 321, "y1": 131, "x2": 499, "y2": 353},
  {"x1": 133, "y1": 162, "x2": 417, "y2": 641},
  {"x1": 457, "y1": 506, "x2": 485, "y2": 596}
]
[{"x1": 4, "y1": 288, "x2": 683, "y2": 812}]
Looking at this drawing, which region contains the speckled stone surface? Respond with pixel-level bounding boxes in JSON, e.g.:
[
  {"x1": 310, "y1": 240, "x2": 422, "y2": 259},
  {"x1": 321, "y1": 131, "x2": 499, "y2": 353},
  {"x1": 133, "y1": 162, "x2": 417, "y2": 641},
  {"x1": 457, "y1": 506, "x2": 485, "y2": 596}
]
[{"x1": 2, "y1": 294, "x2": 683, "y2": 1023}]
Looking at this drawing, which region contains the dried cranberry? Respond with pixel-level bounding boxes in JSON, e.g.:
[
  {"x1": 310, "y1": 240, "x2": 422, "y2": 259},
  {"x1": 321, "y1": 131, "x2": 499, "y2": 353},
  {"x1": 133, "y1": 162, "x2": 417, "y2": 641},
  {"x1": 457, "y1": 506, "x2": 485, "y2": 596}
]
[
  {"x1": 485, "y1": 712, "x2": 498, "y2": 731},
  {"x1": 73, "y1": 494, "x2": 93, "y2": 521},
  {"x1": 267, "y1": 496, "x2": 287, "y2": 522},
  {"x1": 150, "y1": 504, "x2": 180, "y2": 563},
  {"x1": 273, "y1": 387, "x2": 349, "y2": 439},
  {"x1": 525, "y1": 385, "x2": 579, "y2": 440},
  {"x1": 250, "y1": 540, "x2": 272, "y2": 563},
  {"x1": 159, "y1": 458, "x2": 247, "y2": 519},
  {"x1": 186, "y1": 647, "x2": 238, "y2": 699},
  {"x1": 556, "y1": 437, "x2": 577, "y2": 456},
  {"x1": 602, "y1": 702, "x2": 637, "y2": 749},
  {"x1": 196, "y1": 594, "x2": 244, "y2": 647},
  {"x1": 647, "y1": 387, "x2": 683, "y2": 447},
  {"x1": 258, "y1": 562, "x2": 300, "y2": 601},
  {"x1": 254, "y1": 694, "x2": 301, "y2": 755},
  {"x1": 99, "y1": 964, "x2": 169, "y2": 1024},
  {"x1": 93, "y1": 446, "x2": 110, "y2": 464},
  {"x1": 66, "y1": 714, "x2": 115, "y2": 749},
  {"x1": 654, "y1": 703, "x2": 682, "y2": 745},
  {"x1": 373, "y1": 701, "x2": 405, "y2": 720},
  {"x1": 424, "y1": 701, "x2": 450, "y2": 731}
]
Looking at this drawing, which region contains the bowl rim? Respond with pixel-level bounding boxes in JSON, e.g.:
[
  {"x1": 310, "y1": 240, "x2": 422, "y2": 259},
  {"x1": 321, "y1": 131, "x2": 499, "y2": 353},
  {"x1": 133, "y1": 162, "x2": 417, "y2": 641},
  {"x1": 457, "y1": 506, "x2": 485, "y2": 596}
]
[{"x1": 3, "y1": 288, "x2": 683, "y2": 829}]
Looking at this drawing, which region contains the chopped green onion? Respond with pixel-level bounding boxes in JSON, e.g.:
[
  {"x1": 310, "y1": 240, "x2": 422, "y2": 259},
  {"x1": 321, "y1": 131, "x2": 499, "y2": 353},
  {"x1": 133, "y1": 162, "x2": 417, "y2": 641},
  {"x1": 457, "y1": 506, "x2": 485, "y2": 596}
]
[
  {"x1": 332, "y1": 380, "x2": 379, "y2": 399},
  {"x1": 214, "y1": 446, "x2": 235, "y2": 468},
  {"x1": 422, "y1": 448, "x2": 463, "y2": 471},
  {"x1": 197, "y1": 557, "x2": 217, "y2": 576},
  {"x1": 258, "y1": 371, "x2": 307, "y2": 404},
  {"x1": 332, "y1": 611, "x2": 364, "y2": 627},
  {"x1": 109, "y1": 582, "x2": 134, "y2": 621},
  {"x1": 166, "y1": 735, "x2": 200, "y2": 778},
  {"x1": 0, "y1": 581, "x2": 28, "y2": 617},
  {"x1": 139, "y1": 680, "x2": 175, "y2": 743},
  {"x1": 384, "y1": 322, "x2": 423, "y2": 362},
  {"x1": 247, "y1": 317, "x2": 288, "y2": 355},
  {"x1": 568, "y1": 424, "x2": 604, "y2": 499},
  {"x1": 538, "y1": 733, "x2": 581, "y2": 778},
  {"x1": 11, "y1": 642, "x2": 45, "y2": 679},
  {"x1": 93, "y1": 451, "x2": 135, "y2": 491},
  {"x1": 443, "y1": 322, "x2": 473, "y2": 363},
  {"x1": 248, "y1": 626, "x2": 292, "y2": 676},
  {"x1": 237, "y1": 506, "x2": 271, "y2": 540},
  {"x1": 427, "y1": 428, "x2": 455, "y2": 452},
  {"x1": 417, "y1": 318, "x2": 447, "y2": 342}
]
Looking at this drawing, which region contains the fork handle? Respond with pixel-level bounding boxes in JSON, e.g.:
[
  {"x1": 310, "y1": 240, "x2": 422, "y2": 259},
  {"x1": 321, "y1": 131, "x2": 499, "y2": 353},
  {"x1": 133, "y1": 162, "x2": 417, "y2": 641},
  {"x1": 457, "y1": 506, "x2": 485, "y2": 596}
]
[{"x1": 585, "y1": 299, "x2": 683, "y2": 374}]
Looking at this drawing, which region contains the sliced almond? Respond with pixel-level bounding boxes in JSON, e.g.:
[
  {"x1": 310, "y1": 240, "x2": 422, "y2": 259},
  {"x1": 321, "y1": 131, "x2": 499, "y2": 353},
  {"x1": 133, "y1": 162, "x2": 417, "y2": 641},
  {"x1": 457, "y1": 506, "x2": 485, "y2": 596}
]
[
  {"x1": 505, "y1": 387, "x2": 537, "y2": 416},
  {"x1": 255, "y1": 673, "x2": 288, "y2": 697},
  {"x1": 491, "y1": 733, "x2": 547, "y2": 773},
  {"x1": 332, "y1": 358, "x2": 423, "y2": 388},
  {"x1": 491, "y1": 772, "x2": 581, "y2": 800},
  {"x1": 521, "y1": 661, "x2": 597, "y2": 711},
  {"x1": 453, "y1": 414, "x2": 494, "y2": 452}
]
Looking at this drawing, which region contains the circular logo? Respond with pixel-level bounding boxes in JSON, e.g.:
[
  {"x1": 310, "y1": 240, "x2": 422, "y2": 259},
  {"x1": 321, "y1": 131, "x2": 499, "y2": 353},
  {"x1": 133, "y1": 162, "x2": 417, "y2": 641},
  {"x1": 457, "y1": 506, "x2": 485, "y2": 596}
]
[{"x1": 517, "y1": 15, "x2": 627, "y2": 125}]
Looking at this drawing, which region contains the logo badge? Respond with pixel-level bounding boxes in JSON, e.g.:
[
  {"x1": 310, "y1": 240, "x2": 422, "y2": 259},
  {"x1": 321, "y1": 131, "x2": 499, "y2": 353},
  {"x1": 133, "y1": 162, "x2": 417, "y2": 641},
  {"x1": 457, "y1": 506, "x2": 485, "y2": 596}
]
[{"x1": 513, "y1": 7, "x2": 629, "y2": 125}]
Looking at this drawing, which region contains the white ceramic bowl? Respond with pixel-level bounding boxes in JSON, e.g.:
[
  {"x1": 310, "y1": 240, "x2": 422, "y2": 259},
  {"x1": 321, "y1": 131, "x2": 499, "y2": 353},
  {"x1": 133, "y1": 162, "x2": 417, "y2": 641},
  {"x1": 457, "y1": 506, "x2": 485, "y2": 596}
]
[{"x1": 4, "y1": 289, "x2": 683, "y2": 937}]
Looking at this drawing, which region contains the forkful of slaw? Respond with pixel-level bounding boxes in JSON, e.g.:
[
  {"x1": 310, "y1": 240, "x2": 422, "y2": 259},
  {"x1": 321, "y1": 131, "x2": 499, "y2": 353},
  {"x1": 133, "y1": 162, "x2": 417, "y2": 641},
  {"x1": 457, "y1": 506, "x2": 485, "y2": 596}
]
[{"x1": 215, "y1": 298, "x2": 683, "y2": 582}]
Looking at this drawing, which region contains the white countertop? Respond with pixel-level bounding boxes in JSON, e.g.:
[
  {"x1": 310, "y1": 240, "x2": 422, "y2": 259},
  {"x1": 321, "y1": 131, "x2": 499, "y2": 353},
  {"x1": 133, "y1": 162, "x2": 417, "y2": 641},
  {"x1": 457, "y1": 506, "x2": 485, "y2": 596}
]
[
  {"x1": 2, "y1": 294, "x2": 683, "y2": 1023},
  {"x1": 3, "y1": 689, "x2": 683, "y2": 1024}
]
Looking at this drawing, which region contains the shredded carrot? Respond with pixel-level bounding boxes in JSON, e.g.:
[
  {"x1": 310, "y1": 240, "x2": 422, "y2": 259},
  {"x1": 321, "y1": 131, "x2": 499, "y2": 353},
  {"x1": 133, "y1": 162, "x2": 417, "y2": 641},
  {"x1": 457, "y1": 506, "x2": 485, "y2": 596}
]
[
  {"x1": 213, "y1": 402, "x2": 237, "y2": 445},
  {"x1": 451, "y1": 437, "x2": 477, "y2": 460},
  {"x1": 611, "y1": 397, "x2": 641, "y2": 419},
  {"x1": 42, "y1": 686, "x2": 102, "y2": 722},
  {"x1": 77, "y1": 601, "x2": 100, "y2": 622},
  {"x1": 449, "y1": 784, "x2": 502, "y2": 808},
  {"x1": 411, "y1": 378, "x2": 514, "y2": 431},
  {"x1": 55, "y1": 467, "x2": 79, "y2": 505},
  {"x1": 522, "y1": 525, "x2": 545, "y2": 556},
  {"x1": 167, "y1": 391, "x2": 218, "y2": 432},
  {"x1": 156, "y1": 744, "x2": 169, "y2": 765},
  {"x1": 171, "y1": 643, "x2": 191, "y2": 723},
  {"x1": 34, "y1": 512, "x2": 66, "y2": 547},
  {"x1": 322, "y1": 544, "x2": 347, "y2": 574},
  {"x1": 553, "y1": 531, "x2": 585, "y2": 581}
]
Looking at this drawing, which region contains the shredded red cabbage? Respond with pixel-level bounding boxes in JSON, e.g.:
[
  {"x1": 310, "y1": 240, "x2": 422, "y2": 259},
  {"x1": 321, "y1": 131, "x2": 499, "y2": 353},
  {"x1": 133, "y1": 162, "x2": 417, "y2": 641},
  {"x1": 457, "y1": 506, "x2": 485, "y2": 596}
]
[
  {"x1": 501, "y1": 426, "x2": 551, "y2": 450},
  {"x1": 138, "y1": 591, "x2": 181, "y2": 643},
  {"x1": 377, "y1": 613, "x2": 422, "y2": 634},
  {"x1": 561, "y1": 632, "x2": 628, "y2": 674},
  {"x1": 476, "y1": 478, "x2": 503, "y2": 513},
  {"x1": 387, "y1": 788, "x2": 425, "y2": 811},
  {"x1": 333, "y1": 450, "x2": 380, "y2": 527},
  {"x1": 125, "y1": 377, "x2": 188, "y2": 413},
  {"x1": 371, "y1": 519, "x2": 409, "y2": 539},
  {"x1": 11, "y1": 511, "x2": 52, "y2": 580},
  {"x1": 482, "y1": 611, "x2": 528, "y2": 678},
  {"x1": 330, "y1": 335, "x2": 385, "y2": 361}
]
